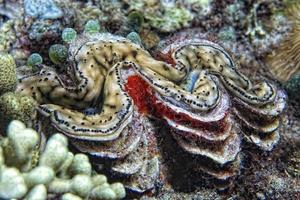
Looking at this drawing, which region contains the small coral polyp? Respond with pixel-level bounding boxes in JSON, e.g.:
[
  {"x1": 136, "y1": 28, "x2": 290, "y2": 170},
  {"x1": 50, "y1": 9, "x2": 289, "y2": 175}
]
[{"x1": 17, "y1": 32, "x2": 286, "y2": 191}]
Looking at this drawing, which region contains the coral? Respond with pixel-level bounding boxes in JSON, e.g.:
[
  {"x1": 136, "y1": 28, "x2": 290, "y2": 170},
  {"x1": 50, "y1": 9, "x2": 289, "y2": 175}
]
[
  {"x1": 84, "y1": 19, "x2": 101, "y2": 34},
  {"x1": 245, "y1": 2, "x2": 267, "y2": 40},
  {"x1": 266, "y1": 2, "x2": 300, "y2": 82},
  {"x1": 218, "y1": 26, "x2": 236, "y2": 42},
  {"x1": 27, "y1": 53, "x2": 43, "y2": 66},
  {"x1": 0, "y1": 52, "x2": 17, "y2": 94},
  {"x1": 246, "y1": 1, "x2": 290, "y2": 55},
  {"x1": 0, "y1": 120, "x2": 126, "y2": 200},
  {"x1": 16, "y1": 30, "x2": 286, "y2": 191},
  {"x1": 60, "y1": 1, "x2": 104, "y2": 31},
  {"x1": 220, "y1": 0, "x2": 289, "y2": 62},
  {"x1": 0, "y1": 20, "x2": 17, "y2": 51},
  {"x1": 96, "y1": 0, "x2": 126, "y2": 32},
  {"x1": 62, "y1": 28, "x2": 77, "y2": 43},
  {"x1": 283, "y1": 74, "x2": 300, "y2": 99},
  {"x1": 28, "y1": 20, "x2": 63, "y2": 42},
  {"x1": 146, "y1": 5, "x2": 193, "y2": 32},
  {"x1": 61, "y1": 0, "x2": 125, "y2": 33},
  {"x1": 0, "y1": 92, "x2": 37, "y2": 128},
  {"x1": 125, "y1": 0, "x2": 193, "y2": 32},
  {"x1": 126, "y1": 31, "x2": 142, "y2": 46},
  {"x1": 225, "y1": 1, "x2": 246, "y2": 22},
  {"x1": 49, "y1": 44, "x2": 68, "y2": 64},
  {"x1": 24, "y1": 0, "x2": 63, "y2": 20},
  {"x1": 185, "y1": 0, "x2": 213, "y2": 15},
  {"x1": 139, "y1": 29, "x2": 160, "y2": 49},
  {"x1": 0, "y1": 1, "x2": 23, "y2": 19},
  {"x1": 126, "y1": 11, "x2": 144, "y2": 32}
]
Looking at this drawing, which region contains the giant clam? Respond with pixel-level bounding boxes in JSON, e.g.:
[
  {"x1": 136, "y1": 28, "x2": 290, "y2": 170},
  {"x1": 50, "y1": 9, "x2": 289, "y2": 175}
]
[{"x1": 17, "y1": 32, "x2": 286, "y2": 192}]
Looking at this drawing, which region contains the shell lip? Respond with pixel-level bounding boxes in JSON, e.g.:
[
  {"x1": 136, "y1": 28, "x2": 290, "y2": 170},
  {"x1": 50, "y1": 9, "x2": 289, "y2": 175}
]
[
  {"x1": 68, "y1": 111, "x2": 147, "y2": 159},
  {"x1": 196, "y1": 154, "x2": 241, "y2": 180},
  {"x1": 242, "y1": 130, "x2": 281, "y2": 151},
  {"x1": 232, "y1": 89, "x2": 287, "y2": 117},
  {"x1": 172, "y1": 128, "x2": 241, "y2": 165},
  {"x1": 70, "y1": 126, "x2": 141, "y2": 160},
  {"x1": 49, "y1": 106, "x2": 133, "y2": 141},
  {"x1": 233, "y1": 108, "x2": 281, "y2": 134},
  {"x1": 155, "y1": 88, "x2": 230, "y2": 123},
  {"x1": 164, "y1": 115, "x2": 232, "y2": 141}
]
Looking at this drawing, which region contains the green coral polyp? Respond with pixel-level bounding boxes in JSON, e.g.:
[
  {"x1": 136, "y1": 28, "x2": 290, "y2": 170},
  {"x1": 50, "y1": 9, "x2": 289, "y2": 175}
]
[
  {"x1": 27, "y1": 53, "x2": 43, "y2": 66},
  {"x1": 126, "y1": 32, "x2": 142, "y2": 46},
  {"x1": 84, "y1": 20, "x2": 101, "y2": 34},
  {"x1": 62, "y1": 28, "x2": 77, "y2": 43},
  {"x1": 49, "y1": 44, "x2": 68, "y2": 64}
]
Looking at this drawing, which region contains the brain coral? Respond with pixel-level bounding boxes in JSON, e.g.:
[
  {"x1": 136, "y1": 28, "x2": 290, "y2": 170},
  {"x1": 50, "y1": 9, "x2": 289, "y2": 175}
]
[{"x1": 17, "y1": 31, "x2": 286, "y2": 191}]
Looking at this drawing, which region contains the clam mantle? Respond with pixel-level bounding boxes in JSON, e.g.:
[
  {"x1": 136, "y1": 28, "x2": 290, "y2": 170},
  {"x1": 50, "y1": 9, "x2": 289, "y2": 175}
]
[{"x1": 17, "y1": 33, "x2": 286, "y2": 191}]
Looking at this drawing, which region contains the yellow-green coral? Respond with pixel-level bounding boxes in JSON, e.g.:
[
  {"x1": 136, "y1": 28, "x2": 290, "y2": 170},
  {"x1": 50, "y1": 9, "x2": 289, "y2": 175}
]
[
  {"x1": 146, "y1": 6, "x2": 193, "y2": 32},
  {"x1": 0, "y1": 92, "x2": 37, "y2": 128},
  {"x1": 0, "y1": 52, "x2": 17, "y2": 94},
  {"x1": 0, "y1": 20, "x2": 17, "y2": 52},
  {"x1": 0, "y1": 120, "x2": 126, "y2": 200},
  {"x1": 139, "y1": 29, "x2": 160, "y2": 49},
  {"x1": 125, "y1": 0, "x2": 193, "y2": 32}
]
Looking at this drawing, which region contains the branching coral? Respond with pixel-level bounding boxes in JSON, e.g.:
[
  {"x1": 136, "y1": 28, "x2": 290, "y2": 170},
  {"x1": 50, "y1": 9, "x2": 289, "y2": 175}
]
[
  {"x1": 266, "y1": 2, "x2": 300, "y2": 82},
  {"x1": 17, "y1": 31, "x2": 286, "y2": 190},
  {"x1": 0, "y1": 120, "x2": 126, "y2": 200},
  {"x1": 0, "y1": 92, "x2": 37, "y2": 128}
]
